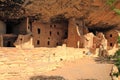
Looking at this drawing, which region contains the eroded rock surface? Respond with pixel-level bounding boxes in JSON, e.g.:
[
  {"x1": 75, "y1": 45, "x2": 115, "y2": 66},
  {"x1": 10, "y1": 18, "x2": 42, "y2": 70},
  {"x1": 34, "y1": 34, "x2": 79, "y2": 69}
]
[{"x1": 0, "y1": 0, "x2": 120, "y2": 29}]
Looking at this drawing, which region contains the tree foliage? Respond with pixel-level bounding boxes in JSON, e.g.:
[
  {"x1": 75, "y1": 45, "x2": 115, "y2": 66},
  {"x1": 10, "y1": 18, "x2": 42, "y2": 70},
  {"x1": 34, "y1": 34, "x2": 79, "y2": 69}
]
[
  {"x1": 113, "y1": 8, "x2": 120, "y2": 15},
  {"x1": 107, "y1": 0, "x2": 120, "y2": 15},
  {"x1": 111, "y1": 36, "x2": 120, "y2": 76},
  {"x1": 118, "y1": 36, "x2": 120, "y2": 43},
  {"x1": 106, "y1": 0, "x2": 116, "y2": 5}
]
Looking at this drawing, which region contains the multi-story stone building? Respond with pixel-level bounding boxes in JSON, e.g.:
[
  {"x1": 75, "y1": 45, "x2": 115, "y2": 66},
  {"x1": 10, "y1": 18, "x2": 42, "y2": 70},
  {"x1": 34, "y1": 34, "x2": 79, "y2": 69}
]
[{"x1": 0, "y1": 17, "x2": 119, "y2": 51}]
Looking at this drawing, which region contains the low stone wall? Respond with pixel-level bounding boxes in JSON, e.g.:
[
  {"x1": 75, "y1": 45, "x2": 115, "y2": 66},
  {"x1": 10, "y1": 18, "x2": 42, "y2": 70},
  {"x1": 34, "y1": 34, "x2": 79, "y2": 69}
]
[
  {"x1": 24, "y1": 46, "x2": 89, "y2": 63},
  {"x1": 0, "y1": 46, "x2": 117, "y2": 80},
  {"x1": 0, "y1": 46, "x2": 89, "y2": 63},
  {"x1": 0, "y1": 47, "x2": 89, "y2": 80}
]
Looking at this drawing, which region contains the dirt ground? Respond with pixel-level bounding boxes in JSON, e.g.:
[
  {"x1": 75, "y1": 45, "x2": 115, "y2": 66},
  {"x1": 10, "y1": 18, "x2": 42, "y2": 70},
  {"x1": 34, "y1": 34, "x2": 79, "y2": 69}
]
[
  {"x1": 0, "y1": 48, "x2": 113, "y2": 80},
  {"x1": 40, "y1": 57, "x2": 113, "y2": 80}
]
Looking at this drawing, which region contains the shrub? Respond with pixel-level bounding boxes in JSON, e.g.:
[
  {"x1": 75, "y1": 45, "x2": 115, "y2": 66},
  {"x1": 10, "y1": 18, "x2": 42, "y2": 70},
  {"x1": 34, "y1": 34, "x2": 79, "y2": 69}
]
[
  {"x1": 113, "y1": 72, "x2": 119, "y2": 77},
  {"x1": 118, "y1": 36, "x2": 120, "y2": 43},
  {"x1": 106, "y1": 0, "x2": 120, "y2": 15},
  {"x1": 113, "y1": 8, "x2": 120, "y2": 15},
  {"x1": 113, "y1": 50, "x2": 120, "y2": 75},
  {"x1": 106, "y1": 0, "x2": 116, "y2": 5},
  {"x1": 113, "y1": 50, "x2": 120, "y2": 58},
  {"x1": 114, "y1": 57, "x2": 120, "y2": 72}
]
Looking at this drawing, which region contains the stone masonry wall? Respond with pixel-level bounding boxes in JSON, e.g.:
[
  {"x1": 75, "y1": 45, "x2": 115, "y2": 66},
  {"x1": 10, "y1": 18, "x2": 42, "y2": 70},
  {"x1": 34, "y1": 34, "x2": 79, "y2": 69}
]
[
  {"x1": 0, "y1": 46, "x2": 89, "y2": 80},
  {"x1": 0, "y1": 21, "x2": 6, "y2": 34},
  {"x1": 105, "y1": 30, "x2": 119, "y2": 49},
  {"x1": 14, "y1": 34, "x2": 34, "y2": 48},
  {"x1": 67, "y1": 18, "x2": 83, "y2": 48},
  {"x1": 93, "y1": 33, "x2": 107, "y2": 49},
  {"x1": 2, "y1": 34, "x2": 17, "y2": 47},
  {"x1": 32, "y1": 22, "x2": 68, "y2": 47}
]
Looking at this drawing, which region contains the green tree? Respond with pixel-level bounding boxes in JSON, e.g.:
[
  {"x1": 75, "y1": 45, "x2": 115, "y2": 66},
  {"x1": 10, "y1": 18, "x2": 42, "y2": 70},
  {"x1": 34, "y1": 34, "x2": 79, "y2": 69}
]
[
  {"x1": 107, "y1": 0, "x2": 120, "y2": 15},
  {"x1": 106, "y1": 0, "x2": 116, "y2": 5},
  {"x1": 114, "y1": 9, "x2": 120, "y2": 15},
  {"x1": 118, "y1": 36, "x2": 120, "y2": 43}
]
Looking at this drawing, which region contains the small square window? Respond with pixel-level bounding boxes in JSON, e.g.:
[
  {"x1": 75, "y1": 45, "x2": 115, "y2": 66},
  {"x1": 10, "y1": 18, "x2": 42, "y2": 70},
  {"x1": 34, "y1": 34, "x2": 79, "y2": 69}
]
[
  {"x1": 37, "y1": 40, "x2": 40, "y2": 45},
  {"x1": 28, "y1": 26, "x2": 30, "y2": 29},
  {"x1": 54, "y1": 25, "x2": 56, "y2": 27},
  {"x1": 37, "y1": 28, "x2": 41, "y2": 34},
  {"x1": 56, "y1": 42, "x2": 58, "y2": 46},
  {"x1": 50, "y1": 25, "x2": 52, "y2": 27},
  {"x1": 110, "y1": 34, "x2": 112, "y2": 37},
  {"x1": 65, "y1": 32, "x2": 68, "y2": 35},
  {"x1": 76, "y1": 23, "x2": 79, "y2": 26},
  {"x1": 110, "y1": 43, "x2": 113, "y2": 46},
  {"x1": 48, "y1": 41, "x2": 50, "y2": 45},
  {"x1": 48, "y1": 37, "x2": 50, "y2": 40},
  {"x1": 57, "y1": 32, "x2": 59, "y2": 35},
  {"x1": 50, "y1": 31, "x2": 52, "y2": 36}
]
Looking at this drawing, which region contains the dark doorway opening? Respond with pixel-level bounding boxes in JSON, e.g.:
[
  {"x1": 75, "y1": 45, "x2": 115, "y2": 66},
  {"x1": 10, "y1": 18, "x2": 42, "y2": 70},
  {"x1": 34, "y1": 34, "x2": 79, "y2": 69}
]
[
  {"x1": 64, "y1": 31, "x2": 68, "y2": 39},
  {"x1": 37, "y1": 28, "x2": 41, "y2": 34},
  {"x1": 50, "y1": 31, "x2": 52, "y2": 36},
  {"x1": 6, "y1": 20, "x2": 20, "y2": 34},
  {"x1": 6, "y1": 26, "x2": 13, "y2": 34},
  {"x1": 110, "y1": 34, "x2": 112, "y2": 37},
  {"x1": 7, "y1": 41, "x2": 11, "y2": 47},
  {"x1": 88, "y1": 28, "x2": 96, "y2": 35},
  {"x1": 6, "y1": 22, "x2": 15, "y2": 34},
  {"x1": 48, "y1": 41, "x2": 50, "y2": 45},
  {"x1": 110, "y1": 43, "x2": 113, "y2": 47},
  {"x1": 37, "y1": 40, "x2": 40, "y2": 45},
  {"x1": 57, "y1": 32, "x2": 60, "y2": 35}
]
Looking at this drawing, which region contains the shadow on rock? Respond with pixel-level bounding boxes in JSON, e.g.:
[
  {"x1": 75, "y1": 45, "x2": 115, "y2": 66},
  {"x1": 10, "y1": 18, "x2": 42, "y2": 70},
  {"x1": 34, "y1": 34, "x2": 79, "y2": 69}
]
[
  {"x1": 94, "y1": 57, "x2": 114, "y2": 64},
  {"x1": 30, "y1": 75, "x2": 66, "y2": 80}
]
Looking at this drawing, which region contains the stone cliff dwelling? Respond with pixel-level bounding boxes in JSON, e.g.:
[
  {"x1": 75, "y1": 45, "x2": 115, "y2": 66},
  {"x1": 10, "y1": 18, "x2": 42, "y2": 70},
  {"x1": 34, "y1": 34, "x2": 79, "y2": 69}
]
[
  {"x1": 105, "y1": 30, "x2": 119, "y2": 49},
  {"x1": 0, "y1": 17, "x2": 119, "y2": 51},
  {"x1": 32, "y1": 21, "x2": 68, "y2": 47},
  {"x1": 0, "y1": 17, "x2": 30, "y2": 47}
]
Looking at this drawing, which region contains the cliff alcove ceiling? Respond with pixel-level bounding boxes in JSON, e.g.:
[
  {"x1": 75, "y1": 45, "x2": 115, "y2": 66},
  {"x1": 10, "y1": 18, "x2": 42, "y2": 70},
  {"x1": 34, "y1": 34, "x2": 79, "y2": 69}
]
[{"x1": 0, "y1": 0, "x2": 120, "y2": 30}]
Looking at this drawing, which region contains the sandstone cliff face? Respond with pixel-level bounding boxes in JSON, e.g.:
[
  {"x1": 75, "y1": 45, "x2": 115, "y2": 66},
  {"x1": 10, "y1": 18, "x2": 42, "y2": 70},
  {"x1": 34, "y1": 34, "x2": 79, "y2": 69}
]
[
  {"x1": 25, "y1": 0, "x2": 120, "y2": 29},
  {"x1": 0, "y1": 0, "x2": 120, "y2": 29}
]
